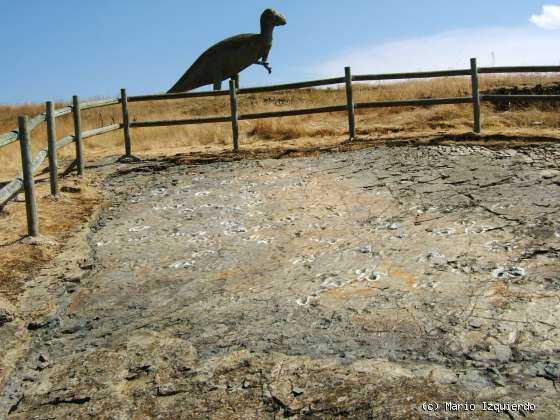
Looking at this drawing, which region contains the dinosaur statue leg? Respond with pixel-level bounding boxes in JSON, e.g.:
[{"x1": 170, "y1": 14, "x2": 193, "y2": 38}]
[{"x1": 210, "y1": 68, "x2": 223, "y2": 91}]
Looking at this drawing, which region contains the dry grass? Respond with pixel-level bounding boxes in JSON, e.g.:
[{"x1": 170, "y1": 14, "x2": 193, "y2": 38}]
[
  {"x1": 1, "y1": 74, "x2": 558, "y2": 180},
  {"x1": 0, "y1": 174, "x2": 103, "y2": 302}
]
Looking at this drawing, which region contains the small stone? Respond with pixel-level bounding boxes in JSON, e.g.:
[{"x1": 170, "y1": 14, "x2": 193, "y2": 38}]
[
  {"x1": 388, "y1": 223, "x2": 400, "y2": 230},
  {"x1": 0, "y1": 298, "x2": 16, "y2": 326},
  {"x1": 492, "y1": 344, "x2": 512, "y2": 363},
  {"x1": 426, "y1": 251, "x2": 446, "y2": 266},
  {"x1": 369, "y1": 272, "x2": 381, "y2": 281},
  {"x1": 544, "y1": 364, "x2": 560, "y2": 381},
  {"x1": 535, "y1": 362, "x2": 560, "y2": 381},
  {"x1": 36, "y1": 361, "x2": 50, "y2": 371},
  {"x1": 125, "y1": 371, "x2": 139, "y2": 380},
  {"x1": 539, "y1": 169, "x2": 559, "y2": 179},
  {"x1": 488, "y1": 371, "x2": 507, "y2": 387},
  {"x1": 358, "y1": 245, "x2": 373, "y2": 254},
  {"x1": 61, "y1": 323, "x2": 82, "y2": 334},
  {"x1": 468, "y1": 318, "x2": 482, "y2": 329},
  {"x1": 300, "y1": 406, "x2": 312, "y2": 415},
  {"x1": 492, "y1": 266, "x2": 526, "y2": 280},
  {"x1": 430, "y1": 367, "x2": 458, "y2": 384},
  {"x1": 65, "y1": 284, "x2": 78, "y2": 294},
  {"x1": 64, "y1": 271, "x2": 87, "y2": 284},
  {"x1": 459, "y1": 369, "x2": 491, "y2": 389},
  {"x1": 157, "y1": 384, "x2": 181, "y2": 396},
  {"x1": 27, "y1": 319, "x2": 54, "y2": 331},
  {"x1": 38, "y1": 353, "x2": 49, "y2": 363},
  {"x1": 22, "y1": 372, "x2": 36, "y2": 382},
  {"x1": 242, "y1": 379, "x2": 251, "y2": 389},
  {"x1": 79, "y1": 258, "x2": 96, "y2": 270},
  {"x1": 61, "y1": 186, "x2": 81, "y2": 193},
  {"x1": 292, "y1": 387, "x2": 304, "y2": 396}
]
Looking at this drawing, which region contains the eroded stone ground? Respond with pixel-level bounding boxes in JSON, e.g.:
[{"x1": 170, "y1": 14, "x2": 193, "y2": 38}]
[{"x1": 2, "y1": 144, "x2": 560, "y2": 418}]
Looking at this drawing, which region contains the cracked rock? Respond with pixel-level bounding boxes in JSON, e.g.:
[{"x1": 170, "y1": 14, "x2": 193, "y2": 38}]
[{"x1": 4, "y1": 145, "x2": 560, "y2": 418}]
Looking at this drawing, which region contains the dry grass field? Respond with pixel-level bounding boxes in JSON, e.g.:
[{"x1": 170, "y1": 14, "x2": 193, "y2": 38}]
[{"x1": 1, "y1": 74, "x2": 559, "y2": 181}]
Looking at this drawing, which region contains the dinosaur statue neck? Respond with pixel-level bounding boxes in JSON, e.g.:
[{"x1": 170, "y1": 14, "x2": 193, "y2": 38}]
[{"x1": 260, "y1": 22, "x2": 274, "y2": 43}]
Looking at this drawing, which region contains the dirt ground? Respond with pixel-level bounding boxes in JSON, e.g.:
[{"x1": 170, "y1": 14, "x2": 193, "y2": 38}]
[{"x1": 0, "y1": 138, "x2": 559, "y2": 419}]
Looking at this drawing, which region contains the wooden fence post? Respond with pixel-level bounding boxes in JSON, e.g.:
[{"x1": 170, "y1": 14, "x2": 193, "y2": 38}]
[
  {"x1": 18, "y1": 116, "x2": 39, "y2": 237},
  {"x1": 46, "y1": 101, "x2": 58, "y2": 196},
  {"x1": 470, "y1": 58, "x2": 481, "y2": 134},
  {"x1": 229, "y1": 79, "x2": 239, "y2": 152},
  {"x1": 345, "y1": 66, "x2": 356, "y2": 139},
  {"x1": 120, "y1": 88, "x2": 133, "y2": 157},
  {"x1": 72, "y1": 95, "x2": 85, "y2": 175}
]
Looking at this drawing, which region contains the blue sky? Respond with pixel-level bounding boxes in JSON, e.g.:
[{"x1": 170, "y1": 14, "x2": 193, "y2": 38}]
[{"x1": 0, "y1": 1, "x2": 559, "y2": 103}]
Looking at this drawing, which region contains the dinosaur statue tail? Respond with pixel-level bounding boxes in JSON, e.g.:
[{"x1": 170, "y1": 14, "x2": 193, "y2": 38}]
[
  {"x1": 167, "y1": 69, "x2": 194, "y2": 93},
  {"x1": 168, "y1": 63, "x2": 211, "y2": 93}
]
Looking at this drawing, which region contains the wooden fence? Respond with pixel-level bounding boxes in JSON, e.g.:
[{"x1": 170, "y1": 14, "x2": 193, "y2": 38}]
[{"x1": 1, "y1": 58, "x2": 559, "y2": 238}]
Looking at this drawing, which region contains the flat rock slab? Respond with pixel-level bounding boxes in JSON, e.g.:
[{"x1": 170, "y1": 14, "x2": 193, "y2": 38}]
[{"x1": 4, "y1": 145, "x2": 560, "y2": 418}]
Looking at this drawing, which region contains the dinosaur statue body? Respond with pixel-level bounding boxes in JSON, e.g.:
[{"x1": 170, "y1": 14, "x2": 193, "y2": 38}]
[{"x1": 168, "y1": 9, "x2": 286, "y2": 92}]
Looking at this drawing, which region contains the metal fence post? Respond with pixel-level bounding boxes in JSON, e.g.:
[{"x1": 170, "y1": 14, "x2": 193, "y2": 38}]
[
  {"x1": 121, "y1": 88, "x2": 132, "y2": 157},
  {"x1": 470, "y1": 58, "x2": 481, "y2": 134},
  {"x1": 46, "y1": 101, "x2": 58, "y2": 196},
  {"x1": 72, "y1": 95, "x2": 85, "y2": 175},
  {"x1": 229, "y1": 79, "x2": 239, "y2": 152},
  {"x1": 18, "y1": 116, "x2": 39, "y2": 237},
  {"x1": 345, "y1": 66, "x2": 356, "y2": 139}
]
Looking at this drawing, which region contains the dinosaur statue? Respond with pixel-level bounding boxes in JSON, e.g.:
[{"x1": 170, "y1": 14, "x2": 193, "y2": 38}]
[{"x1": 168, "y1": 8, "x2": 287, "y2": 92}]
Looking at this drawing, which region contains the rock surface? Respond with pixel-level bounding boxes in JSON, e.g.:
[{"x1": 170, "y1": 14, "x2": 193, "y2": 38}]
[{"x1": 2, "y1": 144, "x2": 560, "y2": 418}]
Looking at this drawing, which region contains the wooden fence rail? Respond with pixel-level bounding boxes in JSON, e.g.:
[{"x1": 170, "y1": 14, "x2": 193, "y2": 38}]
[
  {"x1": 1, "y1": 58, "x2": 559, "y2": 237},
  {"x1": 129, "y1": 89, "x2": 230, "y2": 102},
  {"x1": 478, "y1": 66, "x2": 560, "y2": 74},
  {"x1": 353, "y1": 69, "x2": 471, "y2": 81},
  {"x1": 0, "y1": 132, "x2": 19, "y2": 148},
  {"x1": 131, "y1": 116, "x2": 232, "y2": 128}
]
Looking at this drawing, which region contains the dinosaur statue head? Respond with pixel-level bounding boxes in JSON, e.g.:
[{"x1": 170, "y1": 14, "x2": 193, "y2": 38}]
[{"x1": 260, "y1": 8, "x2": 287, "y2": 30}]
